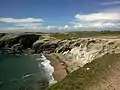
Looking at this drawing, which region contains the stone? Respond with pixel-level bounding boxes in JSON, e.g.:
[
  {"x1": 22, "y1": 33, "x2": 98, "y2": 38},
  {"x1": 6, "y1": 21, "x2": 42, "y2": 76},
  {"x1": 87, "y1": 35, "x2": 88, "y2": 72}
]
[{"x1": 8, "y1": 44, "x2": 23, "y2": 54}]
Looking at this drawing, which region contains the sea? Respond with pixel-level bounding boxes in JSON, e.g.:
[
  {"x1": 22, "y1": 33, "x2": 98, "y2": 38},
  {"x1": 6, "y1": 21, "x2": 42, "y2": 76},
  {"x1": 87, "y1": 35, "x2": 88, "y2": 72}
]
[{"x1": 0, "y1": 49, "x2": 56, "y2": 90}]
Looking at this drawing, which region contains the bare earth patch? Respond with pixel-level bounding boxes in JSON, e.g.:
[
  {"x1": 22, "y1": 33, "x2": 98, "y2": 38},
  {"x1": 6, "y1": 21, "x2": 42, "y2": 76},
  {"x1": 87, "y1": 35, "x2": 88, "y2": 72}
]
[{"x1": 45, "y1": 54, "x2": 67, "y2": 82}]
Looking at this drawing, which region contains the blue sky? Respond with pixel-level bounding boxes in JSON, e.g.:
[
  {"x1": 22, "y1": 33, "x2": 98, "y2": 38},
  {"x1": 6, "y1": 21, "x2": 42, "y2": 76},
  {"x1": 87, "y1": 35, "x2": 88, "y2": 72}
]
[{"x1": 0, "y1": 0, "x2": 120, "y2": 32}]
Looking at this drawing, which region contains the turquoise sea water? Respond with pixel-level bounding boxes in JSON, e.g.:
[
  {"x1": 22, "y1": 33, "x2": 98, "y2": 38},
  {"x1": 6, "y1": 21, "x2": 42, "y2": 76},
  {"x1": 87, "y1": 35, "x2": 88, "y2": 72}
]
[{"x1": 0, "y1": 50, "x2": 47, "y2": 90}]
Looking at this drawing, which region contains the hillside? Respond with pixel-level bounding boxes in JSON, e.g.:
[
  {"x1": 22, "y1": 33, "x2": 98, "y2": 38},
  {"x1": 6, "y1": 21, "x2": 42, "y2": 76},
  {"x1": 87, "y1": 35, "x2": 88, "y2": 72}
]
[{"x1": 47, "y1": 53, "x2": 120, "y2": 90}]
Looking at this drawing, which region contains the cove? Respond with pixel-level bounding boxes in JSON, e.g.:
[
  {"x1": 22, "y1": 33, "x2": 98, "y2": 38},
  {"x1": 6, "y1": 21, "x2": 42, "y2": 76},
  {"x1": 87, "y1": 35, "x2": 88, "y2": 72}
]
[{"x1": 0, "y1": 50, "x2": 50, "y2": 90}]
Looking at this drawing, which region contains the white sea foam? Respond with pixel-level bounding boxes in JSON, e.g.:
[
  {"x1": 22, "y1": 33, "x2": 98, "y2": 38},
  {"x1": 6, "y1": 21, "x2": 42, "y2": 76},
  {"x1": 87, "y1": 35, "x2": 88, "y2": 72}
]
[
  {"x1": 36, "y1": 58, "x2": 41, "y2": 61},
  {"x1": 37, "y1": 54, "x2": 57, "y2": 85},
  {"x1": 21, "y1": 74, "x2": 34, "y2": 79},
  {"x1": 24, "y1": 54, "x2": 28, "y2": 56}
]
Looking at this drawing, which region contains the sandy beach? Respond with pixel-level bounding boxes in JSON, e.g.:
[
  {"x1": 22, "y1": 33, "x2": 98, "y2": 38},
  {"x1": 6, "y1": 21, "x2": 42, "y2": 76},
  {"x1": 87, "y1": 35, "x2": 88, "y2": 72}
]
[{"x1": 45, "y1": 53, "x2": 67, "y2": 82}]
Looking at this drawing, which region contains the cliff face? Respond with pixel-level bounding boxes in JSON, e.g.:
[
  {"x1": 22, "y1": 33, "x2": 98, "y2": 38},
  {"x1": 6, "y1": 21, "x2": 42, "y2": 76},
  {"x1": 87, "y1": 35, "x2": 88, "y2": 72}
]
[
  {"x1": 0, "y1": 34, "x2": 40, "y2": 54},
  {"x1": 32, "y1": 38, "x2": 120, "y2": 73}
]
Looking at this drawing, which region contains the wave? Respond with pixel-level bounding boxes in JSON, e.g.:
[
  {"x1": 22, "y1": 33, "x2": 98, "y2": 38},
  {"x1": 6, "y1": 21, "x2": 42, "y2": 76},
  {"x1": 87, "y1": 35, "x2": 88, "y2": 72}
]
[
  {"x1": 37, "y1": 54, "x2": 57, "y2": 85},
  {"x1": 21, "y1": 74, "x2": 34, "y2": 79}
]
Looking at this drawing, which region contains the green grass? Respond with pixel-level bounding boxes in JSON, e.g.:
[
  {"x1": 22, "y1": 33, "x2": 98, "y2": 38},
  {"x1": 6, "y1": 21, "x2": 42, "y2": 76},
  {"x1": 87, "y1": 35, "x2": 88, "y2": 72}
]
[
  {"x1": 47, "y1": 53, "x2": 120, "y2": 90},
  {"x1": 50, "y1": 31, "x2": 120, "y2": 40}
]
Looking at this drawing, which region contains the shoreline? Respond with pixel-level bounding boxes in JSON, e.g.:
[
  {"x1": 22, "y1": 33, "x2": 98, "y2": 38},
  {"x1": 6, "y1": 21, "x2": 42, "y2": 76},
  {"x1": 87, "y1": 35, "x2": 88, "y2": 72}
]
[{"x1": 45, "y1": 53, "x2": 67, "y2": 82}]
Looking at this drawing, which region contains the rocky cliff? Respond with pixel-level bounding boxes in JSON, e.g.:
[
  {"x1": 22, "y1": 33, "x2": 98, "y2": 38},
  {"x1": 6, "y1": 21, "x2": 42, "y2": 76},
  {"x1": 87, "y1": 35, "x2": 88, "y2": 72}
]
[
  {"x1": 0, "y1": 34, "x2": 40, "y2": 54},
  {"x1": 32, "y1": 38, "x2": 120, "y2": 73},
  {"x1": 1, "y1": 33, "x2": 120, "y2": 73}
]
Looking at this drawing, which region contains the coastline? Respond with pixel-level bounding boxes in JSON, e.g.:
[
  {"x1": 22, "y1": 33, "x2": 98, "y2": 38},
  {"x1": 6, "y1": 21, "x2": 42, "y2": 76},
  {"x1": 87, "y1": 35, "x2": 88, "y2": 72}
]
[{"x1": 45, "y1": 53, "x2": 67, "y2": 82}]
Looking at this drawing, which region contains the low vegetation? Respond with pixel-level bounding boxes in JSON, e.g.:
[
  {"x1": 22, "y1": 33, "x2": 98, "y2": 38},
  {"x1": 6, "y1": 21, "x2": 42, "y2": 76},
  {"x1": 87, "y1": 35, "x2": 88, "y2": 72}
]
[
  {"x1": 50, "y1": 31, "x2": 120, "y2": 39},
  {"x1": 47, "y1": 53, "x2": 120, "y2": 90}
]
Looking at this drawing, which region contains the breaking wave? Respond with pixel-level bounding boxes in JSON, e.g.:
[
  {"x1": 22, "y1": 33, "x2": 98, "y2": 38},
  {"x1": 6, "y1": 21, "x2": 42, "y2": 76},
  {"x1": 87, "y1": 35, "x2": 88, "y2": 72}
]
[{"x1": 37, "y1": 54, "x2": 57, "y2": 85}]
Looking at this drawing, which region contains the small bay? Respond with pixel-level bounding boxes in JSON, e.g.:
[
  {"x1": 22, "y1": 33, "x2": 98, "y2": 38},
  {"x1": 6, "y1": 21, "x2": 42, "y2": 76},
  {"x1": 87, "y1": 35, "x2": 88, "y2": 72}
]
[{"x1": 0, "y1": 50, "x2": 48, "y2": 90}]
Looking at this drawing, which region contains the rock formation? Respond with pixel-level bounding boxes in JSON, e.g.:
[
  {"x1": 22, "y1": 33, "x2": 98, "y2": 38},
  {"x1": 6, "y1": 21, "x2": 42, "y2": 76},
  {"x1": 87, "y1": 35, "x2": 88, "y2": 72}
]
[
  {"x1": 0, "y1": 34, "x2": 39, "y2": 54},
  {"x1": 32, "y1": 38, "x2": 120, "y2": 73},
  {"x1": 1, "y1": 33, "x2": 120, "y2": 73}
]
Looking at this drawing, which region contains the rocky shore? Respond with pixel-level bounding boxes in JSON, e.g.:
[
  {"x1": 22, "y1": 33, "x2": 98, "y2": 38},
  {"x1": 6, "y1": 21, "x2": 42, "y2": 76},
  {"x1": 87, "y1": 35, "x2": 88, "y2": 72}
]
[
  {"x1": 32, "y1": 37, "x2": 120, "y2": 74},
  {"x1": 1, "y1": 33, "x2": 120, "y2": 85}
]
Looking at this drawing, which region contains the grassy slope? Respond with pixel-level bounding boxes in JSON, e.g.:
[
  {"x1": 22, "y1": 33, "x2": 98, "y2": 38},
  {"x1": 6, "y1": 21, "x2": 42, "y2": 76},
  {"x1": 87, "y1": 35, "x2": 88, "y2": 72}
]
[
  {"x1": 50, "y1": 31, "x2": 120, "y2": 39},
  {"x1": 47, "y1": 53, "x2": 120, "y2": 90}
]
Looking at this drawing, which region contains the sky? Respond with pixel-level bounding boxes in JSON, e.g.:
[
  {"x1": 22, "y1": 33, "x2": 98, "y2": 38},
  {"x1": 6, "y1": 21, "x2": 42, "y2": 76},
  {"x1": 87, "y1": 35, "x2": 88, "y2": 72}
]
[{"x1": 0, "y1": 0, "x2": 120, "y2": 32}]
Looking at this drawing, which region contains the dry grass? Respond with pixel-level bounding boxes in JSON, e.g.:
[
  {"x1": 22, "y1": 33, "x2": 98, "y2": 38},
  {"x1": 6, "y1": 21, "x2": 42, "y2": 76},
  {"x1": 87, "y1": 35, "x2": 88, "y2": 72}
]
[{"x1": 47, "y1": 53, "x2": 120, "y2": 90}]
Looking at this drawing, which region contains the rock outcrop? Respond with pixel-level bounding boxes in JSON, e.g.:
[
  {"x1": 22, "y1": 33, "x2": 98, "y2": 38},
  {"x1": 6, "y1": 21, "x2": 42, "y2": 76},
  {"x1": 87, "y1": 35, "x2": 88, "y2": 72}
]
[
  {"x1": 32, "y1": 38, "x2": 120, "y2": 73},
  {"x1": 32, "y1": 40, "x2": 59, "y2": 54},
  {"x1": 0, "y1": 34, "x2": 39, "y2": 54}
]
